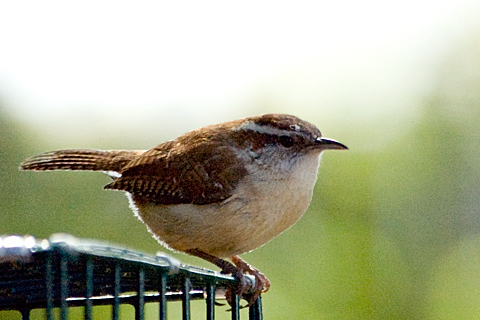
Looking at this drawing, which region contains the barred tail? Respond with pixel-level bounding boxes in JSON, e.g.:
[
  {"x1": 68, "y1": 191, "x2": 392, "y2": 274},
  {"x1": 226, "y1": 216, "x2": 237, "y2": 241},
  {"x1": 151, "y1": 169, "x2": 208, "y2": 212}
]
[{"x1": 19, "y1": 149, "x2": 144, "y2": 173}]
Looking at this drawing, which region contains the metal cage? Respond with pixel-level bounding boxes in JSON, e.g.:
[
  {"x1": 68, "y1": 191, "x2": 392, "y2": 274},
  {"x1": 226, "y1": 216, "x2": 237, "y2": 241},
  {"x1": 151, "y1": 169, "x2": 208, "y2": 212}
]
[{"x1": 0, "y1": 235, "x2": 263, "y2": 320}]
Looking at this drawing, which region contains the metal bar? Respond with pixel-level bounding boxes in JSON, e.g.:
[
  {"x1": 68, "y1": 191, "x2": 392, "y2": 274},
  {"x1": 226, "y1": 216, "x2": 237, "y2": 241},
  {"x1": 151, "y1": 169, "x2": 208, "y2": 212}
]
[
  {"x1": 205, "y1": 283, "x2": 215, "y2": 320},
  {"x1": 230, "y1": 294, "x2": 240, "y2": 320},
  {"x1": 45, "y1": 250, "x2": 54, "y2": 320},
  {"x1": 0, "y1": 236, "x2": 264, "y2": 319},
  {"x1": 182, "y1": 277, "x2": 191, "y2": 320},
  {"x1": 135, "y1": 268, "x2": 145, "y2": 320},
  {"x1": 60, "y1": 251, "x2": 69, "y2": 320},
  {"x1": 21, "y1": 309, "x2": 30, "y2": 320},
  {"x1": 112, "y1": 262, "x2": 121, "y2": 320},
  {"x1": 10, "y1": 289, "x2": 206, "y2": 310},
  {"x1": 85, "y1": 256, "x2": 94, "y2": 320},
  {"x1": 249, "y1": 297, "x2": 263, "y2": 320},
  {"x1": 158, "y1": 273, "x2": 167, "y2": 320}
]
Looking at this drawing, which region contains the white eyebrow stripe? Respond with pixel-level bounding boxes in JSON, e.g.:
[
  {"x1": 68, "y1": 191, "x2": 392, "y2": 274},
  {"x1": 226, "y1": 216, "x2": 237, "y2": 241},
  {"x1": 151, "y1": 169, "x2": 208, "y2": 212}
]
[
  {"x1": 235, "y1": 121, "x2": 298, "y2": 137},
  {"x1": 290, "y1": 124, "x2": 300, "y2": 132}
]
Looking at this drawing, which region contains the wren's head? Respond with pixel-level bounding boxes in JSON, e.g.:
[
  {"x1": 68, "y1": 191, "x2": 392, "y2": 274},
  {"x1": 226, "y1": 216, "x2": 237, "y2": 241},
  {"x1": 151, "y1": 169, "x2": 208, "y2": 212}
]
[{"x1": 228, "y1": 114, "x2": 347, "y2": 171}]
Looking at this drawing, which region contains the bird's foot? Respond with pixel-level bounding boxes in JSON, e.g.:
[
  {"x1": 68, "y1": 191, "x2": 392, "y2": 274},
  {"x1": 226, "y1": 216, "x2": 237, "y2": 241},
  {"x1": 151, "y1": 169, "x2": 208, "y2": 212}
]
[
  {"x1": 222, "y1": 255, "x2": 270, "y2": 307},
  {"x1": 185, "y1": 248, "x2": 269, "y2": 307}
]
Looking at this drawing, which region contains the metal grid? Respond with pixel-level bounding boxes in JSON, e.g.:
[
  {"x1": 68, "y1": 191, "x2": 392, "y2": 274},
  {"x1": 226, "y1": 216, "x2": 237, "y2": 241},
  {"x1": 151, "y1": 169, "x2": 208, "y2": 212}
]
[{"x1": 0, "y1": 235, "x2": 263, "y2": 320}]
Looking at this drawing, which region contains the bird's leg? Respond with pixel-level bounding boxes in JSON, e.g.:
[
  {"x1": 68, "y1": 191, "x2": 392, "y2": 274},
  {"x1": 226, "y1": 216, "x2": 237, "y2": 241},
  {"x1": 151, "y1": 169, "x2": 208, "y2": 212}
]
[
  {"x1": 229, "y1": 255, "x2": 270, "y2": 306},
  {"x1": 185, "y1": 249, "x2": 255, "y2": 306},
  {"x1": 186, "y1": 248, "x2": 239, "y2": 274}
]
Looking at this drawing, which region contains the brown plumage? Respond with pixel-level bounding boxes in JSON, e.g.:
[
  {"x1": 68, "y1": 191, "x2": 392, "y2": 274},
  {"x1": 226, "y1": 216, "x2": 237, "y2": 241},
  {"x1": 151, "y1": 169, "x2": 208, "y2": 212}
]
[
  {"x1": 20, "y1": 122, "x2": 250, "y2": 206},
  {"x1": 104, "y1": 142, "x2": 248, "y2": 205}
]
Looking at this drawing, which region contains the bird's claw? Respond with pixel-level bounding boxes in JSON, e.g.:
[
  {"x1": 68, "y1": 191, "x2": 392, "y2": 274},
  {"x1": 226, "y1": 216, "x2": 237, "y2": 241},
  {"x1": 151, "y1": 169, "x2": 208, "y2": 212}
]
[{"x1": 223, "y1": 258, "x2": 270, "y2": 308}]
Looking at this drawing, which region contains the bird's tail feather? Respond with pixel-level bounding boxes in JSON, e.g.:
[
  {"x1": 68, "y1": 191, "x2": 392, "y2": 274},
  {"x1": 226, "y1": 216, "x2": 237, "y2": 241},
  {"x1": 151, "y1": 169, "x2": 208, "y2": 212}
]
[{"x1": 19, "y1": 149, "x2": 144, "y2": 173}]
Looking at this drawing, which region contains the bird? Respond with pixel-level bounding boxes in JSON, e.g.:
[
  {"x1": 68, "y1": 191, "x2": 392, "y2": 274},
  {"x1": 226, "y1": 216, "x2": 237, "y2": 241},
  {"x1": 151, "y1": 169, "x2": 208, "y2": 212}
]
[{"x1": 19, "y1": 113, "x2": 347, "y2": 305}]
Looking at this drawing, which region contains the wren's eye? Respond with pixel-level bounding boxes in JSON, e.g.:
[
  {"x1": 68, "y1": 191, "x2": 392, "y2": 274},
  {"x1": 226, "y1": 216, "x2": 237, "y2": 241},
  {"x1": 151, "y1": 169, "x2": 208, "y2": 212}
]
[{"x1": 278, "y1": 135, "x2": 294, "y2": 148}]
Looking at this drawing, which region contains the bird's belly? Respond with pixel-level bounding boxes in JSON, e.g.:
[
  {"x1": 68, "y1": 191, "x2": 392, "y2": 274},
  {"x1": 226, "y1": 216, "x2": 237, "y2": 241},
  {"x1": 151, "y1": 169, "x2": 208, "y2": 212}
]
[{"x1": 128, "y1": 176, "x2": 316, "y2": 258}]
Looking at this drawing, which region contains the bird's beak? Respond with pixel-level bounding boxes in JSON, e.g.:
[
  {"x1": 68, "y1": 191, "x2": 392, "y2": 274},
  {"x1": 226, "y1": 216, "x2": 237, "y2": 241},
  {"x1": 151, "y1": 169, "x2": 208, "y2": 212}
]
[{"x1": 315, "y1": 137, "x2": 348, "y2": 150}]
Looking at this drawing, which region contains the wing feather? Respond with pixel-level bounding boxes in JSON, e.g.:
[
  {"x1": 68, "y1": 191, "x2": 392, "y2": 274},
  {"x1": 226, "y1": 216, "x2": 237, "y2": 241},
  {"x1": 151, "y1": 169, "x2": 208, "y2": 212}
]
[{"x1": 104, "y1": 141, "x2": 247, "y2": 205}]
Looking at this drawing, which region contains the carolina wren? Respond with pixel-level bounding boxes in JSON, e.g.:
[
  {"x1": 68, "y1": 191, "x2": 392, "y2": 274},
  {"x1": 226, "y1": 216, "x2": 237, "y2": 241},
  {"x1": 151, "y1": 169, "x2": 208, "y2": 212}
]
[{"x1": 20, "y1": 113, "x2": 347, "y2": 304}]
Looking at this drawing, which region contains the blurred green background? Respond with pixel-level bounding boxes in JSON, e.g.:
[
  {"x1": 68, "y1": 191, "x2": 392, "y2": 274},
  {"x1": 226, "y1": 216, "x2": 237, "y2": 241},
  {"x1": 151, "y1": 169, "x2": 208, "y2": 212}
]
[{"x1": 2, "y1": 2, "x2": 480, "y2": 319}]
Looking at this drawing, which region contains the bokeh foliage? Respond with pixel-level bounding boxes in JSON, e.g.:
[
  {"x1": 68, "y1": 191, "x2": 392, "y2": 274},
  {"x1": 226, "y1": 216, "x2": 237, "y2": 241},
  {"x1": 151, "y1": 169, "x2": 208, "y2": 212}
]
[{"x1": 2, "y1": 37, "x2": 480, "y2": 319}]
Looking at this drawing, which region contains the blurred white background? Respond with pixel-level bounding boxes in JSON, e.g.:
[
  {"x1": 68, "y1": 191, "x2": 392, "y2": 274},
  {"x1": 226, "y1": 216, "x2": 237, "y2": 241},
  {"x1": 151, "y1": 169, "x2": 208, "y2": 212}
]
[{"x1": 1, "y1": 0, "x2": 479, "y2": 145}]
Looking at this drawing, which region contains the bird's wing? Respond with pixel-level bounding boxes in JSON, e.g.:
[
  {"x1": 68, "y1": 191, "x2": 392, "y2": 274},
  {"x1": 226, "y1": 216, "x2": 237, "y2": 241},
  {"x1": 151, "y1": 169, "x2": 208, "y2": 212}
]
[{"x1": 104, "y1": 141, "x2": 248, "y2": 205}]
